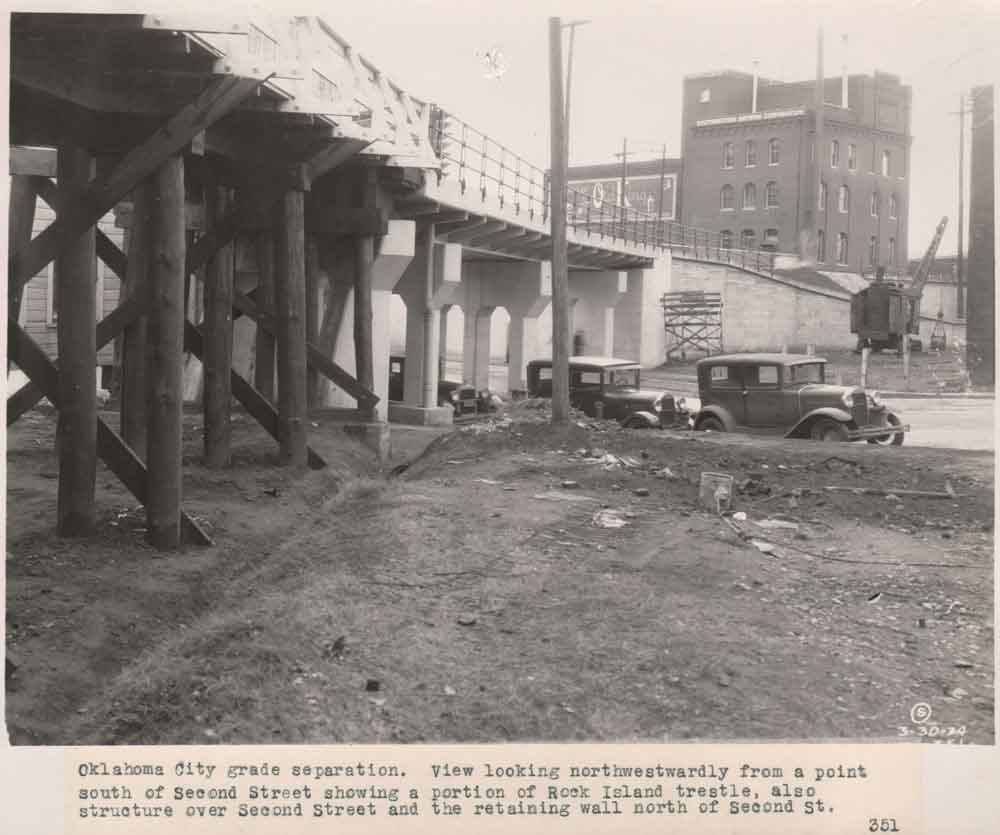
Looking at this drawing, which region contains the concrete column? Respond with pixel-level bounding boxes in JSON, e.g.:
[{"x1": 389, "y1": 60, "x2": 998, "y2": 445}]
[
  {"x1": 569, "y1": 270, "x2": 627, "y2": 357},
  {"x1": 402, "y1": 299, "x2": 426, "y2": 404},
  {"x1": 507, "y1": 314, "x2": 542, "y2": 392},
  {"x1": 462, "y1": 307, "x2": 494, "y2": 390},
  {"x1": 613, "y1": 256, "x2": 669, "y2": 367}
]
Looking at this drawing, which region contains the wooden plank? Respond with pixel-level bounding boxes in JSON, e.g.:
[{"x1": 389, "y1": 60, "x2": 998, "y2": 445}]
[
  {"x1": 10, "y1": 75, "x2": 262, "y2": 295},
  {"x1": 253, "y1": 228, "x2": 277, "y2": 401},
  {"x1": 275, "y1": 188, "x2": 310, "y2": 467},
  {"x1": 8, "y1": 319, "x2": 210, "y2": 544},
  {"x1": 146, "y1": 154, "x2": 186, "y2": 550},
  {"x1": 183, "y1": 320, "x2": 324, "y2": 469},
  {"x1": 202, "y1": 183, "x2": 235, "y2": 468},
  {"x1": 55, "y1": 145, "x2": 97, "y2": 537},
  {"x1": 7, "y1": 175, "x2": 37, "y2": 326},
  {"x1": 121, "y1": 183, "x2": 149, "y2": 458},
  {"x1": 10, "y1": 145, "x2": 57, "y2": 177}
]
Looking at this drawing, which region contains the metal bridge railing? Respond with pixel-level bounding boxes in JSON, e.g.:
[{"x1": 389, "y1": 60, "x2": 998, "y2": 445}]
[{"x1": 428, "y1": 107, "x2": 776, "y2": 276}]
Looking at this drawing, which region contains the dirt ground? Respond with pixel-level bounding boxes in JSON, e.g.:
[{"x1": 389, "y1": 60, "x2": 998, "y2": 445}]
[{"x1": 5, "y1": 402, "x2": 995, "y2": 746}]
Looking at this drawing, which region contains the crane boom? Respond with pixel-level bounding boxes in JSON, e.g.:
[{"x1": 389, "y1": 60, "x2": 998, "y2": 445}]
[{"x1": 907, "y1": 216, "x2": 949, "y2": 299}]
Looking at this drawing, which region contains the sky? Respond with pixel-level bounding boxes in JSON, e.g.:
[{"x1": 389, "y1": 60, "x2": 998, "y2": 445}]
[
  {"x1": 321, "y1": 0, "x2": 999, "y2": 259},
  {"x1": 8, "y1": 0, "x2": 996, "y2": 259}
]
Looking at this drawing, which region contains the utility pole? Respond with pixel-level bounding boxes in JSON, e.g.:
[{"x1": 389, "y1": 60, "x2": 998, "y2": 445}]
[
  {"x1": 619, "y1": 137, "x2": 628, "y2": 207},
  {"x1": 563, "y1": 19, "x2": 590, "y2": 163},
  {"x1": 549, "y1": 16, "x2": 570, "y2": 424},
  {"x1": 657, "y1": 144, "x2": 667, "y2": 245},
  {"x1": 955, "y1": 93, "x2": 969, "y2": 317},
  {"x1": 814, "y1": 25, "x2": 824, "y2": 263}
]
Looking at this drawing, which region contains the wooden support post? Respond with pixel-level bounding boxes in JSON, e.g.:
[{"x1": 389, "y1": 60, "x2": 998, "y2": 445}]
[
  {"x1": 146, "y1": 154, "x2": 186, "y2": 550},
  {"x1": 860, "y1": 345, "x2": 871, "y2": 389},
  {"x1": 305, "y1": 232, "x2": 322, "y2": 408},
  {"x1": 254, "y1": 227, "x2": 277, "y2": 402},
  {"x1": 7, "y1": 175, "x2": 37, "y2": 326},
  {"x1": 275, "y1": 187, "x2": 309, "y2": 467},
  {"x1": 55, "y1": 145, "x2": 97, "y2": 537},
  {"x1": 354, "y1": 235, "x2": 375, "y2": 417},
  {"x1": 121, "y1": 182, "x2": 149, "y2": 459},
  {"x1": 202, "y1": 183, "x2": 235, "y2": 468}
]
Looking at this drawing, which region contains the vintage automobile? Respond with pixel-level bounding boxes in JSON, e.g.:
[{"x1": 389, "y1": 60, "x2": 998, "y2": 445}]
[
  {"x1": 693, "y1": 353, "x2": 907, "y2": 445},
  {"x1": 526, "y1": 356, "x2": 688, "y2": 428},
  {"x1": 388, "y1": 355, "x2": 494, "y2": 416}
]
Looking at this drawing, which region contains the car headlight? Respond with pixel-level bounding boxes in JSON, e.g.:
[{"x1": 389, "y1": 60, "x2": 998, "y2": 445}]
[
  {"x1": 652, "y1": 395, "x2": 663, "y2": 413},
  {"x1": 675, "y1": 396, "x2": 687, "y2": 413},
  {"x1": 868, "y1": 390, "x2": 883, "y2": 408},
  {"x1": 840, "y1": 390, "x2": 854, "y2": 408}
]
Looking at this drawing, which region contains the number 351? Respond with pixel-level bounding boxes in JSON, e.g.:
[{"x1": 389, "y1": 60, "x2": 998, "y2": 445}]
[{"x1": 869, "y1": 819, "x2": 900, "y2": 832}]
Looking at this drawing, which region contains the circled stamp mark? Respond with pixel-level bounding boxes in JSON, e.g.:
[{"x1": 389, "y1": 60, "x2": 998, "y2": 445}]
[{"x1": 910, "y1": 702, "x2": 933, "y2": 724}]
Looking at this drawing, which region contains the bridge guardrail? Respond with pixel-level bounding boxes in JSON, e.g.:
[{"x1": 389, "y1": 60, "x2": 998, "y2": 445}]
[{"x1": 428, "y1": 106, "x2": 776, "y2": 275}]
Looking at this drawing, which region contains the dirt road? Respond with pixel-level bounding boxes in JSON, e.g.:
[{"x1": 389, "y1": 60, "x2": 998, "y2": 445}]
[{"x1": 5, "y1": 407, "x2": 994, "y2": 746}]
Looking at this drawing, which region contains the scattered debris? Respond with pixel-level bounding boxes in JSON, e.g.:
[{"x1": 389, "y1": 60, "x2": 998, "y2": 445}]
[
  {"x1": 532, "y1": 491, "x2": 598, "y2": 503},
  {"x1": 867, "y1": 592, "x2": 883, "y2": 603},
  {"x1": 823, "y1": 486, "x2": 960, "y2": 499},
  {"x1": 457, "y1": 613, "x2": 478, "y2": 626},
  {"x1": 443, "y1": 685, "x2": 457, "y2": 696},
  {"x1": 751, "y1": 540, "x2": 776, "y2": 554},
  {"x1": 699, "y1": 472, "x2": 733, "y2": 512},
  {"x1": 365, "y1": 679, "x2": 381, "y2": 692},
  {"x1": 732, "y1": 512, "x2": 748, "y2": 522},
  {"x1": 592, "y1": 509, "x2": 628, "y2": 529},
  {"x1": 474, "y1": 478, "x2": 501, "y2": 485},
  {"x1": 755, "y1": 518, "x2": 799, "y2": 531},
  {"x1": 954, "y1": 660, "x2": 974, "y2": 669},
  {"x1": 654, "y1": 467, "x2": 677, "y2": 479},
  {"x1": 633, "y1": 487, "x2": 650, "y2": 497},
  {"x1": 560, "y1": 480, "x2": 580, "y2": 489}
]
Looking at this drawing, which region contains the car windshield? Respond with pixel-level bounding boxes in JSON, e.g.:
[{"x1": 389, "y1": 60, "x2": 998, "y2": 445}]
[
  {"x1": 608, "y1": 368, "x2": 640, "y2": 388},
  {"x1": 787, "y1": 363, "x2": 825, "y2": 384}
]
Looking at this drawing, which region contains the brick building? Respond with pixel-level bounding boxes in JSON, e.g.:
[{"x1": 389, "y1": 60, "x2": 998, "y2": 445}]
[
  {"x1": 566, "y1": 157, "x2": 684, "y2": 227},
  {"x1": 679, "y1": 69, "x2": 911, "y2": 270}
]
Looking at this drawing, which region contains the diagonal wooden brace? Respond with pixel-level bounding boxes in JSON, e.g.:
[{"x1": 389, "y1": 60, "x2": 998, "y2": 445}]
[
  {"x1": 183, "y1": 320, "x2": 326, "y2": 470},
  {"x1": 10, "y1": 75, "x2": 264, "y2": 294},
  {"x1": 231, "y1": 289, "x2": 379, "y2": 411},
  {"x1": 31, "y1": 176, "x2": 127, "y2": 279},
  {"x1": 7, "y1": 319, "x2": 212, "y2": 545}
]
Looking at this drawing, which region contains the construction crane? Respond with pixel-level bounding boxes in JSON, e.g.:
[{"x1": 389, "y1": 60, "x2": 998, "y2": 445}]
[{"x1": 850, "y1": 216, "x2": 949, "y2": 352}]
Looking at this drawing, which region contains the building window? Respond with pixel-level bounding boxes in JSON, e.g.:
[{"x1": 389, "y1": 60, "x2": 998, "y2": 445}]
[
  {"x1": 765, "y1": 181, "x2": 779, "y2": 208},
  {"x1": 817, "y1": 229, "x2": 826, "y2": 262},
  {"x1": 881, "y1": 150, "x2": 891, "y2": 177},
  {"x1": 847, "y1": 143, "x2": 857, "y2": 171},
  {"x1": 700, "y1": 88, "x2": 711, "y2": 103},
  {"x1": 870, "y1": 191, "x2": 880, "y2": 217},
  {"x1": 742, "y1": 182, "x2": 756, "y2": 210},
  {"x1": 722, "y1": 142, "x2": 734, "y2": 169},
  {"x1": 888, "y1": 237, "x2": 896, "y2": 266},
  {"x1": 838, "y1": 184, "x2": 849, "y2": 213},
  {"x1": 745, "y1": 140, "x2": 757, "y2": 167},
  {"x1": 869, "y1": 236, "x2": 879, "y2": 265},
  {"x1": 768, "y1": 138, "x2": 780, "y2": 165},
  {"x1": 720, "y1": 185, "x2": 735, "y2": 211},
  {"x1": 830, "y1": 139, "x2": 840, "y2": 167},
  {"x1": 889, "y1": 193, "x2": 898, "y2": 219},
  {"x1": 720, "y1": 229, "x2": 732, "y2": 249},
  {"x1": 819, "y1": 180, "x2": 827, "y2": 211},
  {"x1": 741, "y1": 229, "x2": 756, "y2": 250},
  {"x1": 837, "y1": 232, "x2": 849, "y2": 265},
  {"x1": 763, "y1": 228, "x2": 779, "y2": 249}
]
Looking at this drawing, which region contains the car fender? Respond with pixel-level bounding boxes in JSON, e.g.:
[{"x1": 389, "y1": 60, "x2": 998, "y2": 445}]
[
  {"x1": 695, "y1": 405, "x2": 737, "y2": 432},
  {"x1": 786, "y1": 407, "x2": 853, "y2": 438},
  {"x1": 622, "y1": 410, "x2": 661, "y2": 429}
]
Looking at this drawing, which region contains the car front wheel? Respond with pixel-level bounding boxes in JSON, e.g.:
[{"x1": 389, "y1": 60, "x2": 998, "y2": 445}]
[
  {"x1": 867, "y1": 413, "x2": 904, "y2": 446},
  {"x1": 696, "y1": 415, "x2": 725, "y2": 433},
  {"x1": 809, "y1": 417, "x2": 849, "y2": 442}
]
